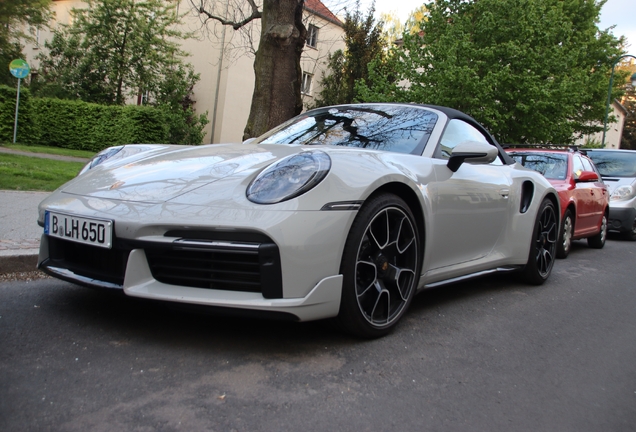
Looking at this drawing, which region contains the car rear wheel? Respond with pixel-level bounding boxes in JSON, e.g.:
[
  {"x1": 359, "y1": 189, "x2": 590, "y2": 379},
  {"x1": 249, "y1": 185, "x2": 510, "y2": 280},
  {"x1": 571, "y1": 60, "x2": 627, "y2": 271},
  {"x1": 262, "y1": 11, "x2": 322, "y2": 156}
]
[
  {"x1": 556, "y1": 209, "x2": 573, "y2": 259},
  {"x1": 587, "y1": 214, "x2": 607, "y2": 248},
  {"x1": 522, "y1": 198, "x2": 557, "y2": 285},
  {"x1": 336, "y1": 193, "x2": 420, "y2": 338}
]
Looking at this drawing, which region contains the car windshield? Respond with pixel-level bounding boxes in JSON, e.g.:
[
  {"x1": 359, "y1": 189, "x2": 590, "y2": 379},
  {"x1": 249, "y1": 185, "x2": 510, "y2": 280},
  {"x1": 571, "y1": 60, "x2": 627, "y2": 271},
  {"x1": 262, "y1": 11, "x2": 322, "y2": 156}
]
[
  {"x1": 587, "y1": 151, "x2": 636, "y2": 177},
  {"x1": 510, "y1": 152, "x2": 568, "y2": 180},
  {"x1": 254, "y1": 105, "x2": 438, "y2": 155}
]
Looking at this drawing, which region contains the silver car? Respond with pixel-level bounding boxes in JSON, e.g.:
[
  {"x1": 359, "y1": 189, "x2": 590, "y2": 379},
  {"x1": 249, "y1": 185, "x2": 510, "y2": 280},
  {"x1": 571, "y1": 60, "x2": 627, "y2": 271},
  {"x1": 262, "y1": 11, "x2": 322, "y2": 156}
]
[
  {"x1": 37, "y1": 103, "x2": 560, "y2": 338},
  {"x1": 586, "y1": 149, "x2": 636, "y2": 241}
]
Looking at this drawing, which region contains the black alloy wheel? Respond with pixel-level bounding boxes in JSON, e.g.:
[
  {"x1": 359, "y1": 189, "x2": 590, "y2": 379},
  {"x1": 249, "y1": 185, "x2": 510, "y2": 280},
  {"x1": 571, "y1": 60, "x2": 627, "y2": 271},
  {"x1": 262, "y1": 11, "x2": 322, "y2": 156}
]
[
  {"x1": 336, "y1": 193, "x2": 420, "y2": 338},
  {"x1": 522, "y1": 198, "x2": 558, "y2": 285}
]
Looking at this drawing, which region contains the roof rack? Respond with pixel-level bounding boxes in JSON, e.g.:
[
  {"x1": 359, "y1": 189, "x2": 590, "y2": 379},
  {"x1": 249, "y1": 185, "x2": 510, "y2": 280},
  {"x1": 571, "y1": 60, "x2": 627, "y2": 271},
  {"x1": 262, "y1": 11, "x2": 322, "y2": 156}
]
[{"x1": 503, "y1": 144, "x2": 586, "y2": 154}]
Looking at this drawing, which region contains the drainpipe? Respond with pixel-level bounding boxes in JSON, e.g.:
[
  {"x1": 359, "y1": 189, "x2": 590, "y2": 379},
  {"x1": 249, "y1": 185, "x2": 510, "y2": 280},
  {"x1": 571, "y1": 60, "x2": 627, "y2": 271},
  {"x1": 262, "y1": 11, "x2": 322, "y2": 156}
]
[{"x1": 210, "y1": 0, "x2": 230, "y2": 143}]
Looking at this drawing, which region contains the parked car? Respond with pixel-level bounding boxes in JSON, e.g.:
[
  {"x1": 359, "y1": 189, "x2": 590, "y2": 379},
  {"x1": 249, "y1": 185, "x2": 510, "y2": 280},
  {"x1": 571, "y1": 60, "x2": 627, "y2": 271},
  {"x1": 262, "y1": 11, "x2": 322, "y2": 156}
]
[
  {"x1": 586, "y1": 149, "x2": 636, "y2": 240},
  {"x1": 37, "y1": 103, "x2": 560, "y2": 338},
  {"x1": 507, "y1": 147, "x2": 609, "y2": 258}
]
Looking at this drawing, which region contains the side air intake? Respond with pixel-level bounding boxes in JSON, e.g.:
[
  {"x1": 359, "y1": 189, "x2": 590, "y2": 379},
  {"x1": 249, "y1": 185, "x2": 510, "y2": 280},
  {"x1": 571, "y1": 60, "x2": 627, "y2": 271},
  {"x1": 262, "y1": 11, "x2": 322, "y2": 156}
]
[{"x1": 520, "y1": 181, "x2": 534, "y2": 214}]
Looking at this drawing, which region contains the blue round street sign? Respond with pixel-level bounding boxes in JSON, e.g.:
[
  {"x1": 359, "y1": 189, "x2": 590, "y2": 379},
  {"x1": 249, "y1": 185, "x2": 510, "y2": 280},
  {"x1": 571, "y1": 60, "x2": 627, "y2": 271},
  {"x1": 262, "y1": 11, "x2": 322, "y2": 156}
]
[{"x1": 9, "y1": 59, "x2": 30, "y2": 79}]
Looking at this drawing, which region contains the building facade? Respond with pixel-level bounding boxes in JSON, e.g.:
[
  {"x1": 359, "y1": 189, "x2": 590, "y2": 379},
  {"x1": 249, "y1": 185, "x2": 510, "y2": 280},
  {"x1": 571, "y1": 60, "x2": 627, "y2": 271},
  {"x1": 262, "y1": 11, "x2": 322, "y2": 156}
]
[
  {"x1": 573, "y1": 100, "x2": 628, "y2": 149},
  {"x1": 23, "y1": 0, "x2": 345, "y2": 144}
]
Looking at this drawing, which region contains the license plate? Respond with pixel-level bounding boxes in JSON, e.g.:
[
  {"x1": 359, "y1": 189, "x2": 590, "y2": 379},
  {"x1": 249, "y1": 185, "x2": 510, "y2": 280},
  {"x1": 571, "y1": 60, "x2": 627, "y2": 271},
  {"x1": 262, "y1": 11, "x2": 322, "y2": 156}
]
[{"x1": 44, "y1": 211, "x2": 113, "y2": 249}]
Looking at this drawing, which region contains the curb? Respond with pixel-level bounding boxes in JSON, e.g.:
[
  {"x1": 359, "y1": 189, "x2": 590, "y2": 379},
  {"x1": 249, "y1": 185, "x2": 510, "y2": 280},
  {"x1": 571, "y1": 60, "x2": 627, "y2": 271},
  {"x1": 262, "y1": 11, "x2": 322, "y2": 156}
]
[
  {"x1": 0, "y1": 146, "x2": 91, "y2": 163},
  {"x1": 0, "y1": 249, "x2": 39, "y2": 274}
]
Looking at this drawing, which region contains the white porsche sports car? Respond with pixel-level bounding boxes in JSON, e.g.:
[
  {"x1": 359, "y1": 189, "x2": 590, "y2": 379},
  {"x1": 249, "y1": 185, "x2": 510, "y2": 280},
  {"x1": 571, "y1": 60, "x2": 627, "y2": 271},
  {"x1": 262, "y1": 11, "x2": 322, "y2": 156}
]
[{"x1": 37, "y1": 103, "x2": 560, "y2": 338}]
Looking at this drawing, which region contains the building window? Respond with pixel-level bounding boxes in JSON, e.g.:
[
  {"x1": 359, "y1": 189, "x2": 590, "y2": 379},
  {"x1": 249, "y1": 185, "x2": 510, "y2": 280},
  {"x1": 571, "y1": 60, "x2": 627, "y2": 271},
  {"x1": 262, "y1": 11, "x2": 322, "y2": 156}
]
[
  {"x1": 307, "y1": 24, "x2": 319, "y2": 48},
  {"x1": 301, "y1": 72, "x2": 313, "y2": 95}
]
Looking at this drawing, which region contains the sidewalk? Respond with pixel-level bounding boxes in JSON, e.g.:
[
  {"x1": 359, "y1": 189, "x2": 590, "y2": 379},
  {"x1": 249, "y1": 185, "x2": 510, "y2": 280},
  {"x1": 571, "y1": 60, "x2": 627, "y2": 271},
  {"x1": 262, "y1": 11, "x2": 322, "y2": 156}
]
[
  {"x1": 0, "y1": 147, "x2": 90, "y2": 274},
  {"x1": 0, "y1": 190, "x2": 50, "y2": 274},
  {"x1": 0, "y1": 146, "x2": 90, "y2": 163}
]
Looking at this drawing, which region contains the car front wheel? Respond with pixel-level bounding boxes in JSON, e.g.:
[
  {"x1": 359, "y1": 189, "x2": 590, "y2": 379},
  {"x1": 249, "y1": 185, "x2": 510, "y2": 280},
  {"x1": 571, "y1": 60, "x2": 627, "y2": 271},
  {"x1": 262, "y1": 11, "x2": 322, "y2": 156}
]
[
  {"x1": 522, "y1": 198, "x2": 557, "y2": 285},
  {"x1": 336, "y1": 193, "x2": 420, "y2": 338},
  {"x1": 622, "y1": 216, "x2": 636, "y2": 241}
]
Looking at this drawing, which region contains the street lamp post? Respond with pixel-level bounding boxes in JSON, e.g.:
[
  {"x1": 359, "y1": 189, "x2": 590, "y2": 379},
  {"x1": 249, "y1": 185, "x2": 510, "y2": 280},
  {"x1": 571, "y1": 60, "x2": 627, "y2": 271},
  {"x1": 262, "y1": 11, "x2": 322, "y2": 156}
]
[{"x1": 602, "y1": 54, "x2": 636, "y2": 147}]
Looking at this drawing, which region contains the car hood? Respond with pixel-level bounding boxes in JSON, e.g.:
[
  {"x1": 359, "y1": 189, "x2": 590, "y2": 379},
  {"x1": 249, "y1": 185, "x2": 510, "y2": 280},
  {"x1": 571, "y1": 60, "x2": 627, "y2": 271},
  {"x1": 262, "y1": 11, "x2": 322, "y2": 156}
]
[
  {"x1": 60, "y1": 143, "x2": 301, "y2": 203},
  {"x1": 600, "y1": 176, "x2": 636, "y2": 193}
]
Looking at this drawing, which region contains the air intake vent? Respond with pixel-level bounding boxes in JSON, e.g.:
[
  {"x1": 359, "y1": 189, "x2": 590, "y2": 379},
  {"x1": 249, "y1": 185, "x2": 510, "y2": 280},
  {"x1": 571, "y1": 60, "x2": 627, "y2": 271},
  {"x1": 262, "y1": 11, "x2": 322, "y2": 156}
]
[
  {"x1": 46, "y1": 237, "x2": 129, "y2": 286},
  {"x1": 144, "y1": 239, "x2": 283, "y2": 299}
]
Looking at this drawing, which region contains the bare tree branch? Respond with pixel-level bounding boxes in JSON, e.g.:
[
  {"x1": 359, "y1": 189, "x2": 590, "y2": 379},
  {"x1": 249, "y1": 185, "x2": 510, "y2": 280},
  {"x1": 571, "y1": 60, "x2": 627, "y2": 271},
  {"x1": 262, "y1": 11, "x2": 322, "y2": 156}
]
[{"x1": 190, "y1": 0, "x2": 262, "y2": 30}]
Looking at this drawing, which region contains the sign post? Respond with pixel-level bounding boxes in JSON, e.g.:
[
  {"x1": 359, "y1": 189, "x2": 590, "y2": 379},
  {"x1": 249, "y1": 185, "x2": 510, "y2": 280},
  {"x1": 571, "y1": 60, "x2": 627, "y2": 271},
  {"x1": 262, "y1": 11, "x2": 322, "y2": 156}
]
[{"x1": 9, "y1": 59, "x2": 31, "y2": 143}]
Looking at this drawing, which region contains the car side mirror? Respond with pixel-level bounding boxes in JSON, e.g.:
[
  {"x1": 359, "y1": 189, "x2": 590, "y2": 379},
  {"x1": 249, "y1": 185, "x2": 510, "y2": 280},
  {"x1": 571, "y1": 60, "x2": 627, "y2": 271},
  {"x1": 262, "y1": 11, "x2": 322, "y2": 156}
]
[
  {"x1": 243, "y1": 137, "x2": 257, "y2": 145},
  {"x1": 575, "y1": 170, "x2": 599, "y2": 182},
  {"x1": 447, "y1": 141, "x2": 499, "y2": 172}
]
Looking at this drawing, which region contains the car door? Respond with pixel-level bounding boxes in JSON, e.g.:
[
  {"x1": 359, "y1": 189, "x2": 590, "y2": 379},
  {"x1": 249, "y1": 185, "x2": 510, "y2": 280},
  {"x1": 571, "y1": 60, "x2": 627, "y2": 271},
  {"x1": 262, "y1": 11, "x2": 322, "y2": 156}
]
[
  {"x1": 572, "y1": 154, "x2": 597, "y2": 233},
  {"x1": 581, "y1": 155, "x2": 607, "y2": 227},
  {"x1": 425, "y1": 119, "x2": 513, "y2": 271}
]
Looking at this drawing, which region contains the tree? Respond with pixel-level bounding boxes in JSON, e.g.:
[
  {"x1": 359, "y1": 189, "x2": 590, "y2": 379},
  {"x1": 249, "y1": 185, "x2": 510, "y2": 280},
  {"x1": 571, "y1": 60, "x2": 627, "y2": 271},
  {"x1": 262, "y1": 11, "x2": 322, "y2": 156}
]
[
  {"x1": 33, "y1": 0, "x2": 208, "y2": 145},
  {"x1": 621, "y1": 82, "x2": 636, "y2": 150},
  {"x1": 191, "y1": 0, "x2": 308, "y2": 139},
  {"x1": 35, "y1": 0, "x2": 190, "y2": 106},
  {"x1": 0, "y1": 0, "x2": 52, "y2": 85},
  {"x1": 379, "y1": 11, "x2": 404, "y2": 46},
  {"x1": 357, "y1": 0, "x2": 625, "y2": 144},
  {"x1": 313, "y1": 1, "x2": 386, "y2": 107},
  {"x1": 403, "y1": 5, "x2": 428, "y2": 36}
]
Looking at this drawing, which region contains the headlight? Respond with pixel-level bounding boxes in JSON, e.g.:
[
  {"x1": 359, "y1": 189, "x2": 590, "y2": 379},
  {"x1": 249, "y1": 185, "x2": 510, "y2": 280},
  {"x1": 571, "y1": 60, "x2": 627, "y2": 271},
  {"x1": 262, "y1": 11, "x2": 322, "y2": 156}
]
[
  {"x1": 78, "y1": 146, "x2": 124, "y2": 176},
  {"x1": 247, "y1": 150, "x2": 331, "y2": 204},
  {"x1": 610, "y1": 185, "x2": 636, "y2": 201}
]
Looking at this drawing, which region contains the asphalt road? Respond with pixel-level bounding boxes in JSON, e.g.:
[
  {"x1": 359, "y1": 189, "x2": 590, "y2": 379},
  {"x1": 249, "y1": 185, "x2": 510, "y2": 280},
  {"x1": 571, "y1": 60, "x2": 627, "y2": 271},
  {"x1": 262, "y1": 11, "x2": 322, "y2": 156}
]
[{"x1": 1, "y1": 236, "x2": 635, "y2": 431}]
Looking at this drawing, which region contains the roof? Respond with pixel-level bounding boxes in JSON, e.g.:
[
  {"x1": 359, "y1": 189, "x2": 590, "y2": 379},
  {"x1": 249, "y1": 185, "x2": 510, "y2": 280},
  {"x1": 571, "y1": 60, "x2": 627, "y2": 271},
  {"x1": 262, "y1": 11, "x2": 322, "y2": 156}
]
[
  {"x1": 304, "y1": 0, "x2": 343, "y2": 27},
  {"x1": 612, "y1": 99, "x2": 628, "y2": 116}
]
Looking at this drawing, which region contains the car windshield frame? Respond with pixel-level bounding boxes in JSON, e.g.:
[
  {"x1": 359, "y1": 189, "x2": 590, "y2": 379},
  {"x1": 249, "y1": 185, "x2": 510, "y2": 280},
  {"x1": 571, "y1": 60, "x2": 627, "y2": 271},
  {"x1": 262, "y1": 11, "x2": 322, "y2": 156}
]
[
  {"x1": 587, "y1": 151, "x2": 636, "y2": 178},
  {"x1": 253, "y1": 105, "x2": 438, "y2": 156}
]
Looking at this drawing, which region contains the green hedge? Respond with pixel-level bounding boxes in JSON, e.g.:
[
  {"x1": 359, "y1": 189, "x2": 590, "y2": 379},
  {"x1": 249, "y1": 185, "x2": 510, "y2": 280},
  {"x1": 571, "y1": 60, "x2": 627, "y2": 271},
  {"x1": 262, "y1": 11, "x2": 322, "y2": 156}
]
[
  {"x1": 0, "y1": 85, "x2": 38, "y2": 144},
  {"x1": 0, "y1": 85, "x2": 207, "y2": 151}
]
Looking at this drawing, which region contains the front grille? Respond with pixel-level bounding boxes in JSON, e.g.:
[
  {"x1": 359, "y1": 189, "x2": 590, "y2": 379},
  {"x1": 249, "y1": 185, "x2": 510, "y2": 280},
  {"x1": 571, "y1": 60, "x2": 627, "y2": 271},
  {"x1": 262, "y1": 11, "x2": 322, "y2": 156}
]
[
  {"x1": 146, "y1": 247, "x2": 260, "y2": 291},
  {"x1": 43, "y1": 232, "x2": 283, "y2": 299},
  {"x1": 144, "y1": 239, "x2": 283, "y2": 299},
  {"x1": 46, "y1": 237, "x2": 130, "y2": 286}
]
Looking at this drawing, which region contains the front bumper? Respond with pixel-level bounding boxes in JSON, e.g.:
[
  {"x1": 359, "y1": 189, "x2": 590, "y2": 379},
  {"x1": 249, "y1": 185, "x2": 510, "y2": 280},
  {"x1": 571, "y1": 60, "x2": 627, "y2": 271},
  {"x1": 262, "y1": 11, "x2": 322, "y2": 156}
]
[
  {"x1": 38, "y1": 235, "x2": 344, "y2": 322},
  {"x1": 608, "y1": 203, "x2": 636, "y2": 233},
  {"x1": 37, "y1": 193, "x2": 357, "y2": 321}
]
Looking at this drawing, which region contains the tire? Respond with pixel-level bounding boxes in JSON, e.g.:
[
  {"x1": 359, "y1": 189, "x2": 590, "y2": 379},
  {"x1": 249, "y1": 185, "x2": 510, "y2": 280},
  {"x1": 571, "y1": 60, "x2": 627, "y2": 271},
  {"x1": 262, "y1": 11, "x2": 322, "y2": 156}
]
[
  {"x1": 587, "y1": 214, "x2": 607, "y2": 248},
  {"x1": 336, "y1": 193, "x2": 420, "y2": 338},
  {"x1": 556, "y1": 209, "x2": 573, "y2": 259},
  {"x1": 621, "y1": 216, "x2": 636, "y2": 241},
  {"x1": 522, "y1": 198, "x2": 558, "y2": 285}
]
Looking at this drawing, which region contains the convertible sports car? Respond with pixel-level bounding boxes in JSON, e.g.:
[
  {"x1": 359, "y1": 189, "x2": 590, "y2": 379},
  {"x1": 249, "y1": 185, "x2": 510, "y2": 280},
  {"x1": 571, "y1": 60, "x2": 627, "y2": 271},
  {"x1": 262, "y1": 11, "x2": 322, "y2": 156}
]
[{"x1": 37, "y1": 103, "x2": 560, "y2": 338}]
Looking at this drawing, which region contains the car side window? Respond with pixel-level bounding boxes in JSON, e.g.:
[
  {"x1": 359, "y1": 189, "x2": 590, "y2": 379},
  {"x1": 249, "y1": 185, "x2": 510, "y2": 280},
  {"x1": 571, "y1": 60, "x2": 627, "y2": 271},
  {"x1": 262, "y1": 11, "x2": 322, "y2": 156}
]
[
  {"x1": 581, "y1": 156, "x2": 595, "y2": 173},
  {"x1": 572, "y1": 155, "x2": 585, "y2": 179},
  {"x1": 437, "y1": 119, "x2": 502, "y2": 165}
]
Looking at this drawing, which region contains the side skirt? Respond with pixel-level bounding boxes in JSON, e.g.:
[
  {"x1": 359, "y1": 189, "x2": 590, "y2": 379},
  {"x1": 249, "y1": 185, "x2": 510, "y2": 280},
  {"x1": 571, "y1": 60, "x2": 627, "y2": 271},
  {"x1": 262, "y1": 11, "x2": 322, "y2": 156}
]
[{"x1": 420, "y1": 266, "x2": 522, "y2": 290}]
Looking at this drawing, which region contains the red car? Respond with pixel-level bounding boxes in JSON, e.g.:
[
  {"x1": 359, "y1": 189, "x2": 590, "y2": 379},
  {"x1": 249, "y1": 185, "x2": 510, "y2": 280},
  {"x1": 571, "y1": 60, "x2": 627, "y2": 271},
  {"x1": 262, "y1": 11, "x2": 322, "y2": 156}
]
[{"x1": 508, "y1": 148, "x2": 609, "y2": 258}]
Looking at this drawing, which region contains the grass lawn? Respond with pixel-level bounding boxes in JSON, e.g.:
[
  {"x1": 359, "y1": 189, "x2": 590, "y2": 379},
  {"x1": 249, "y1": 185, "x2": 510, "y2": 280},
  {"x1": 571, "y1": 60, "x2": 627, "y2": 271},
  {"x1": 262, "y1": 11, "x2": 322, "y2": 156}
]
[
  {"x1": 2, "y1": 144, "x2": 95, "y2": 159},
  {"x1": 0, "y1": 153, "x2": 85, "y2": 191}
]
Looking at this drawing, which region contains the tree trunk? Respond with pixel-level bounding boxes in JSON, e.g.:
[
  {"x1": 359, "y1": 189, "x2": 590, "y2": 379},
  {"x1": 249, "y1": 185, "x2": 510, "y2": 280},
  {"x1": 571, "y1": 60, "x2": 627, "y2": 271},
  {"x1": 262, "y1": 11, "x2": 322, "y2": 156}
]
[{"x1": 243, "y1": 0, "x2": 306, "y2": 140}]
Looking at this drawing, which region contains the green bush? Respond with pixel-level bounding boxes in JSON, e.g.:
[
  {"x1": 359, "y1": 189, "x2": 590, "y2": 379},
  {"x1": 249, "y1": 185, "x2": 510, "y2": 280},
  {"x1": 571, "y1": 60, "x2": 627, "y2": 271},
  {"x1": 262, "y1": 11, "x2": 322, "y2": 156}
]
[
  {"x1": 0, "y1": 85, "x2": 39, "y2": 144},
  {"x1": 0, "y1": 85, "x2": 208, "y2": 151}
]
